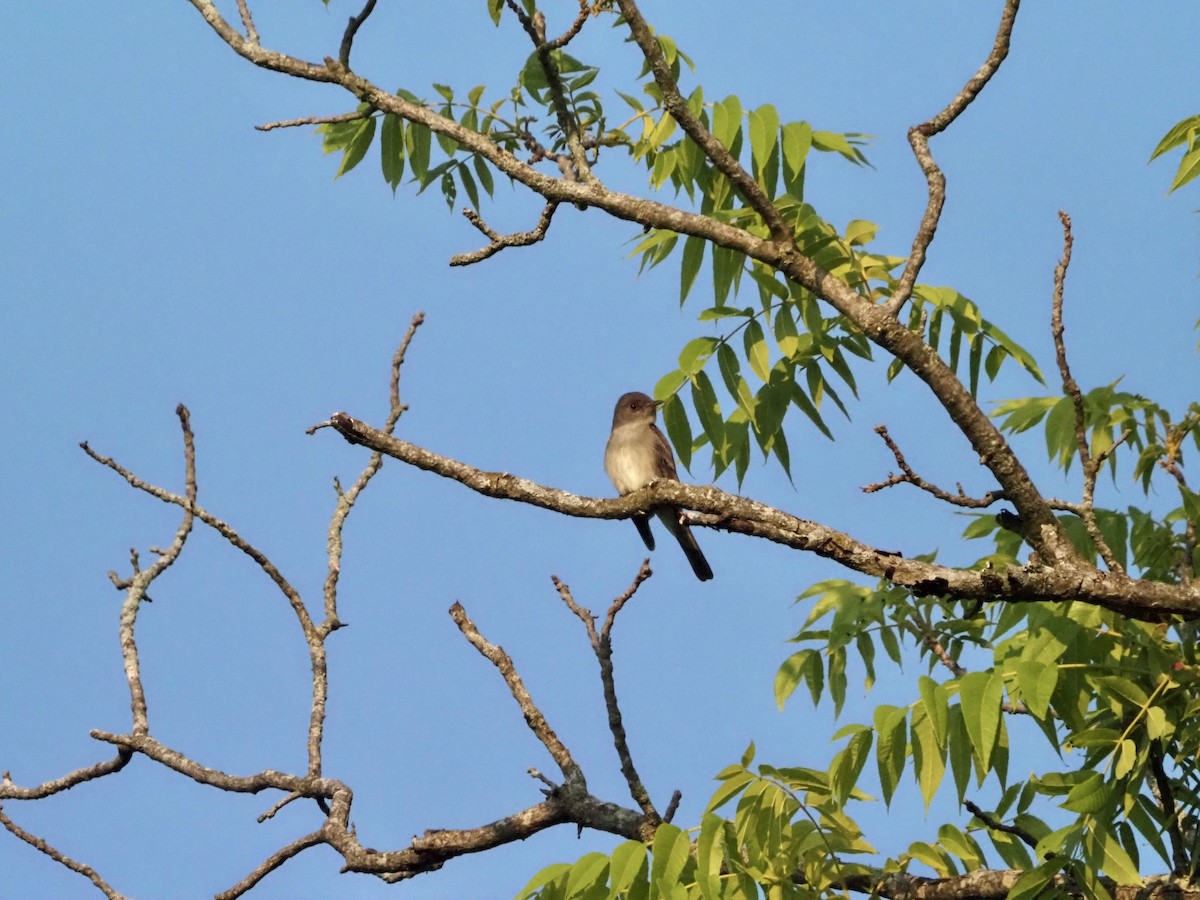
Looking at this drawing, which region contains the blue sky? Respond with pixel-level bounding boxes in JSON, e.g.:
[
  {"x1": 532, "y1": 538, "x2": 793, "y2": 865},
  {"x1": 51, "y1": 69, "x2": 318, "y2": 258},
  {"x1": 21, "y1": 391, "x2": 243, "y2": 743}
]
[{"x1": 3, "y1": 2, "x2": 1198, "y2": 898}]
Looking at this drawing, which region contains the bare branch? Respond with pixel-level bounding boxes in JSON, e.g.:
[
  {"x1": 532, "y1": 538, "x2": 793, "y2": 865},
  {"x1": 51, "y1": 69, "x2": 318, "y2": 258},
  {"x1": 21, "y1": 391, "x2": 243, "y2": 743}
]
[
  {"x1": 235, "y1": 0, "x2": 259, "y2": 45},
  {"x1": 0, "y1": 805, "x2": 129, "y2": 900},
  {"x1": 1050, "y1": 212, "x2": 1124, "y2": 574},
  {"x1": 449, "y1": 203, "x2": 559, "y2": 266},
  {"x1": 0, "y1": 751, "x2": 131, "y2": 801},
  {"x1": 256, "y1": 109, "x2": 371, "y2": 132},
  {"x1": 215, "y1": 830, "x2": 327, "y2": 900},
  {"x1": 884, "y1": 0, "x2": 1021, "y2": 317},
  {"x1": 339, "y1": 0, "x2": 378, "y2": 68},
  {"x1": 449, "y1": 602, "x2": 582, "y2": 785},
  {"x1": 546, "y1": 3, "x2": 590, "y2": 50},
  {"x1": 863, "y1": 425, "x2": 1005, "y2": 508},
  {"x1": 326, "y1": 412, "x2": 1199, "y2": 619},
  {"x1": 553, "y1": 563, "x2": 658, "y2": 818}
]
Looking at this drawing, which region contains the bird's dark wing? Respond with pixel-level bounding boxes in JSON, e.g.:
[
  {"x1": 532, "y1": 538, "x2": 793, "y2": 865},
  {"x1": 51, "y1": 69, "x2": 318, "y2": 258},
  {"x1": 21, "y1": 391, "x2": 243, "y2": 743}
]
[{"x1": 648, "y1": 423, "x2": 680, "y2": 481}]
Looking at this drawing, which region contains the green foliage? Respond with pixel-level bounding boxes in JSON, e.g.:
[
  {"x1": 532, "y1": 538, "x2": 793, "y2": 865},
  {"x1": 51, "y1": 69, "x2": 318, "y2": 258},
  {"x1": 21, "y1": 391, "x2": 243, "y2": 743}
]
[
  {"x1": 310, "y1": 8, "x2": 1200, "y2": 896},
  {"x1": 1151, "y1": 114, "x2": 1200, "y2": 194}
]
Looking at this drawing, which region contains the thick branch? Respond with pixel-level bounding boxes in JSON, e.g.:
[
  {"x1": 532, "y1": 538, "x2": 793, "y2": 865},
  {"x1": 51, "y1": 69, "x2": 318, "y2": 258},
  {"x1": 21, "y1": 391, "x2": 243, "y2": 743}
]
[
  {"x1": 327, "y1": 413, "x2": 1200, "y2": 619},
  {"x1": 614, "y1": 0, "x2": 791, "y2": 245},
  {"x1": 885, "y1": 0, "x2": 1021, "y2": 317},
  {"x1": 184, "y1": 0, "x2": 1075, "y2": 564}
]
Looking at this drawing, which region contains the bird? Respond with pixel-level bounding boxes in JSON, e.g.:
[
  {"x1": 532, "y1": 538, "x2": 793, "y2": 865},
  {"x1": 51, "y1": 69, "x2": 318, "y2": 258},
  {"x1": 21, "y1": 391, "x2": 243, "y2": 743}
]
[{"x1": 604, "y1": 391, "x2": 713, "y2": 581}]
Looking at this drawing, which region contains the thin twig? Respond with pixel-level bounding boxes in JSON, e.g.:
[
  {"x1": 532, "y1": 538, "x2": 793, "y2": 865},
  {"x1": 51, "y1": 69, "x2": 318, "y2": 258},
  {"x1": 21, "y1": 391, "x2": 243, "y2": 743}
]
[
  {"x1": 215, "y1": 830, "x2": 327, "y2": 899},
  {"x1": 449, "y1": 602, "x2": 582, "y2": 784},
  {"x1": 546, "y1": 3, "x2": 590, "y2": 50},
  {"x1": 614, "y1": 0, "x2": 791, "y2": 245},
  {"x1": 235, "y1": 0, "x2": 259, "y2": 44},
  {"x1": 884, "y1": 0, "x2": 1021, "y2": 317},
  {"x1": 339, "y1": 0, "x2": 378, "y2": 67},
  {"x1": 0, "y1": 806, "x2": 130, "y2": 900},
  {"x1": 863, "y1": 425, "x2": 1005, "y2": 508},
  {"x1": 0, "y1": 751, "x2": 132, "y2": 801},
  {"x1": 449, "y1": 204, "x2": 559, "y2": 266},
  {"x1": 1149, "y1": 741, "x2": 1189, "y2": 876},
  {"x1": 553, "y1": 563, "x2": 657, "y2": 817},
  {"x1": 256, "y1": 110, "x2": 372, "y2": 132},
  {"x1": 503, "y1": 0, "x2": 594, "y2": 187},
  {"x1": 964, "y1": 799, "x2": 1042, "y2": 854},
  {"x1": 1049, "y1": 212, "x2": 1125, "y2": 574}
]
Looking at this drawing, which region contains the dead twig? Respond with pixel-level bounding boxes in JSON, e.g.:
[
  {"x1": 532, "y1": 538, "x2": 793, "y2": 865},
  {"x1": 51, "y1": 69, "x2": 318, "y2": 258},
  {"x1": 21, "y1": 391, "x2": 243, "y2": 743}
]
[
  {"x1": 885, "y1": 0, "x2": 1021, "y2": 317},
  {"x1": 863, "y1": 425, "x2": 1005, "y2": 508},
  {"x1": 450, "y1": 204, "x2": 559, "y2": 266}
]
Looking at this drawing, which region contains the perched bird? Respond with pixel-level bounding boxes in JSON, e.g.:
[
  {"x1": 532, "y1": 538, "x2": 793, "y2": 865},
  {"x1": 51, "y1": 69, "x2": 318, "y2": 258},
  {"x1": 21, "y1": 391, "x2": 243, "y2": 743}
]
[{"x1": 604, "y1": 391, "x2": 713, "y2": 581}]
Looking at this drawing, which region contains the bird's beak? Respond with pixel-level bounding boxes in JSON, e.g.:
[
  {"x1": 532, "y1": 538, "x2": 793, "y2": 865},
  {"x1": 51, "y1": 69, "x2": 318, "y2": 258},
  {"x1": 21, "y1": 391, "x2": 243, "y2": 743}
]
[{"x1": 652, "y1": 398, "x2": 665, "y2": 409}]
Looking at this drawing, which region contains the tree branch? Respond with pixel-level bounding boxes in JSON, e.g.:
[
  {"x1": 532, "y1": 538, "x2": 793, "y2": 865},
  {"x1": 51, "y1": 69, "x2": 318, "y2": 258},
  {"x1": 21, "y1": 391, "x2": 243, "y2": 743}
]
[
  {"x1": 1050, "y1": 211, "x2": 1124, "y2": 574},
  {"x1": 863, "y1": 424, "x2": 1006, "y2": 508},
  {"x1": 449, "y1": 203, "x2": 559, "y2": 266},
  {"x1": 450, "y1": 602, "x2": 582, "y2": 786},
  {"x1": 553, "y1": 562, "x2": 660, "y2": 820},
  {"x1": 0, "y1": 805, "x2": 130, "y2": 900},
  {"x1": 326, "y1": 412, "x2": 1200, "y2": 619},
  {"x1": 884, "y1": 0, "x2": 1021, "y2": 317},
  {"x1": 182, "y1": 0, "x2": 1077, "y2": 566},
  {"x1": 613, "y1": 0, "x2": 791, "y2": 245},
  {"x1": 338, "y1": 0, "x2": 378, "y2": 68}
]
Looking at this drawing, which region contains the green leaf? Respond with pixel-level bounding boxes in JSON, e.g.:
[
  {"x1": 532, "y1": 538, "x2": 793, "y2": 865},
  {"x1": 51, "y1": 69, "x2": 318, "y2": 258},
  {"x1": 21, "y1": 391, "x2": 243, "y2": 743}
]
[
  {"x1": 649, "y1": 823, "x2": 689, "y2": 893},
  {"x1": 565, "y1": 853, "x2": 609, "y2": 898},
  {"x1": 1150, "y1": 114, "x2": 1200, "y2": 160},
  {"x1": 695, "y1": 814, "x2": 723, "y2": 900},
  {"x1": 712, "y1": 95, "x2": 741, "y2": 150},
  {"x1": 678, "y1": 337, "x2": 718, "y2": 375},
  {"x1": 830, "y1": 728, "x2": 872, "y2": 808},
  {"x1": 1168, "y1": 143, "x2": 1200, "y2": 193},
  {"x1": 609, "y1": 841, "x2": 648, "y2": 898},
  {"x1": 330, "y1": 116, "x2": 377, "y2": 178},
  {"x1": 781, "y1": 121, "x2": 811, "y2": 190},
  {"x1": 679, "y1": 236, "x2": 705, "y2": 305},
  {"x1": 1089, "y1": 828, "x2": 1142, "y2": 885},
  {"x1": 380, "y1": 113, "x2": 405, "y2": 191},
  {"x1": 517, "y1": 863, "x2": 572, "y2": 899},
  {"x1": 407, "y1": 121, "x2": 432, "y2": 183},
  {"x1": 912, "y1": 709, "x2": 947, "y2": 811},
  {"x1": 844, "y1": 220, "x2": 878, "y2": 247},
  {"x1": 1014, "y1": 660, "x2": 1058, "y2": 719},
  {"x1": 918, "y1": 675, "x2": 950, "y2": 746},
  {"x1": 958, "y1": 671, "x2": 1003, "y2": 774},
  {"x1": 874, "y1": 705, "x2": 908, "y2": 806},
  {"x1": 472, "y1": 155, "x2": 495, "y2": 198},
  {"x1": 707, "y1": 769, "x2": 754, "y2": 813},
  {"x1": 748, "y1": 104, "x2": 780, "y2": 178},
  {"x1": 1061, "y1": 771, "x2": 1111, "y2": 814},
  {"x1": 691, "y1": 370, "x2": 725, "y2": 455},
  {"x1": 1006, "y1": 861, "x2": 1060, "y2": 900},
  {"x1": 743, "y1": 319, "x2": 770, "y2": 381},
  {"x1": 660, "y1": 395, "x2": 693, "y2": 470}
]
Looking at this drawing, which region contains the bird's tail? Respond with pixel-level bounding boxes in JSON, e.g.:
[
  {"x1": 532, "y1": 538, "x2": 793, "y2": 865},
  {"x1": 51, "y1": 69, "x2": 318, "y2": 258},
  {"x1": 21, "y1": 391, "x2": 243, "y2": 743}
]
[{"x1": 662, "y1": 510, "x2": 713, "y2": 581}]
